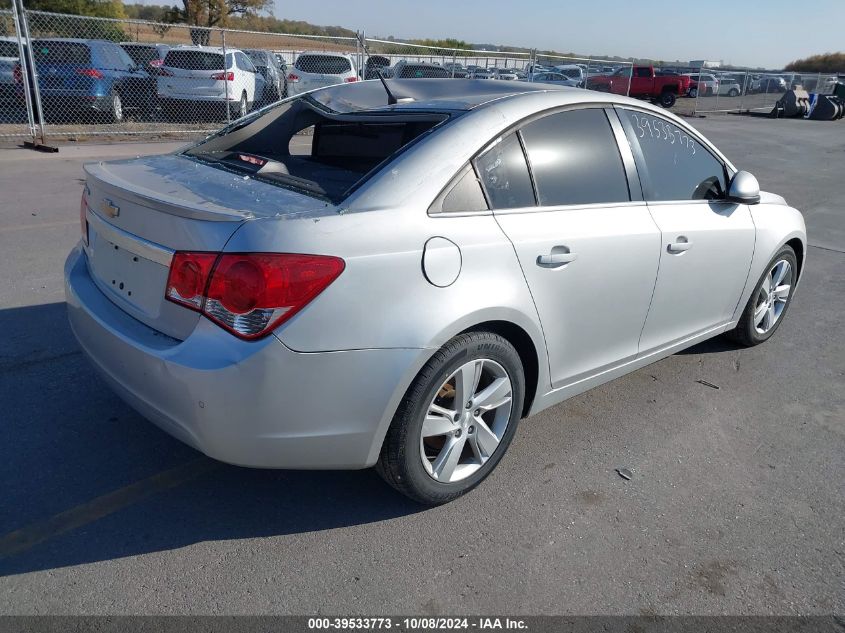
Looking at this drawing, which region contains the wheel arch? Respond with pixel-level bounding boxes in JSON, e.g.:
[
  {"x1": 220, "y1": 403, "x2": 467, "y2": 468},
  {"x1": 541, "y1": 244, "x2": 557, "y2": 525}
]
[
  {"x1": 363, "y1": 312, "x2": 549, "y2": 467},
  {"x1": 785, "y1": 236, "x2": 804, "y2": 280},
  {"x1": 458, "y1": 320, "x2": 540, "y2": 419}
]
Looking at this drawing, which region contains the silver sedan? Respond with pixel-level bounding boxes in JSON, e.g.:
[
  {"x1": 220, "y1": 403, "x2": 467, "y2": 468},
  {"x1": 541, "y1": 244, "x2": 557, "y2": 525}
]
[{"x1": 65, "y1": 79, "x2": 806, "y2": 504}]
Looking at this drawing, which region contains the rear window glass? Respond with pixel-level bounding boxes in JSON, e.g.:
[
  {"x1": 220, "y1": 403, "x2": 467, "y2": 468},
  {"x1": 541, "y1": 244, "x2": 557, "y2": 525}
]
[
  {"x1": 33, "y1": 41, "x2": 90, "y2": 65},
  {"x1": 164, "y1": 50, "x2": 224, "y2": 70},
  {"x1": 183, "y1": 99, "x2": 447, "y2": 203},
  {"x1": 0, "y1": 40, "x2": 19, "y2": 58},
  {"x1": 295, "y1": 55, "x2": 351, "y2": 75},
  {"x1": 122, "y1": 45, "x2": 156, "y2": 66},
  {"x1": 398, "y1": 65, "x2": 449, "y2": 78}
]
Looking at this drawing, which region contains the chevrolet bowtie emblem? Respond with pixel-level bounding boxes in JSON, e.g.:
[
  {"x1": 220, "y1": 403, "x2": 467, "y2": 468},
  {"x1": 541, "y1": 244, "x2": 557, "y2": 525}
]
[{"x1": 102, "y1": 199, "x2": 120, "y2": 218}]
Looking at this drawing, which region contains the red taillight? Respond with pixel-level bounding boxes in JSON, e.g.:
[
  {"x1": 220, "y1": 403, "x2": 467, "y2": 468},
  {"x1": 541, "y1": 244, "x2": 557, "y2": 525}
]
[
  {"x1": 287, "y1": 72, "x2": 299, "y2": 82},
  {"x1": 79, "y1": 187, "x2": 89, "y2": 246},
  {"x1": 13, "y1": 63, "x2": 22, "y2": 84},
  {"x1": 211, "y1": 71, "x2": 234, "y2": 81},
  {"x1": 150, "y1": 59, "x2": 164, "y2": 67},
  {"x1": 76, "y1": 68, "x2": 104, "y2": 79},
  {"x1": 165, "y1": 252, "x2": 345, "y2": 340},
  {"x1": 165, "y1": 252, "x2": 217, "y2": 310},
  {"x1": 344, "y1": 76, "x2": 358, "y2": 83}
]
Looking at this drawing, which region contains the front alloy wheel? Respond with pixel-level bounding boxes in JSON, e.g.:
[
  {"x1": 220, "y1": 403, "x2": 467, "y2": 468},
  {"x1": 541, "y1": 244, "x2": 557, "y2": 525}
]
[
  {"x1": 377, "y1": 332, "x2": 525, "y2": 505},
  {"x1": 728, "y1": 245, "x2": 797, "y2": 346},
  {"x1": 753, "y1": 259, "x2": 792, "y2": 335}
]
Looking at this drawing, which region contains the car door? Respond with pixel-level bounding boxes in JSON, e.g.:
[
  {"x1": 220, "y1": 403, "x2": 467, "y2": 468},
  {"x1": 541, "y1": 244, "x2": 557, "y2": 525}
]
[
  {"x1": 486, "y1": 107, "x2": 661, "y2": 389},
  {"x1": 615, "y1": 107, "x2": 755, "y2": 353},
  {"x1": 234, "y1": 52, "x2": 257, "y2": 103}
]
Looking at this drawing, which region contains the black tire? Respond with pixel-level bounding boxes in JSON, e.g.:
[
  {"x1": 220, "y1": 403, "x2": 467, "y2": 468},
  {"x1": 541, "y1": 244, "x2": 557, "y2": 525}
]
[
  {"x1": 728, "y1": 245, "x2": 798, "y2": 347},
  {"x1": 728, "y1": 87, "x2": 739, "y2": 97},
  {"x1": 376, "y1": 332, "x2": 525, "y2": 505},
  {"x1": 689, "y1": 87, "x2": 698, "y2": 98},
  {"x1": 228, "y1": 91, "x2": 248, "y2": 119},
  {"x1": 659, "y1": 90, "x2": 676, "y2": 108}
]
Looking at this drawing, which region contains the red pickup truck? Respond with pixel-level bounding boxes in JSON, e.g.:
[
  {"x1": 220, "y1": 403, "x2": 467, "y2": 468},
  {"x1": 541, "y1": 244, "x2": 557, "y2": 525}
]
[{"x1": 586, "y1": 65, "x2": 690, "y2": 108}]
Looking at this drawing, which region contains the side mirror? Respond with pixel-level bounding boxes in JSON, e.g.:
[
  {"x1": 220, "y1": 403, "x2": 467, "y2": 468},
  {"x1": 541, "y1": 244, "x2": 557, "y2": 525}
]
[{"x1": 727, "y1": 170, "x2": 760, "y2": 204}]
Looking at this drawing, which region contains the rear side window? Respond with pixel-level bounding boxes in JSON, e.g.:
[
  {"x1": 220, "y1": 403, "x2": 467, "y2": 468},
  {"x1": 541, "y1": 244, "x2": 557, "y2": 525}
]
[
  {"x1": 295, "y1": 55, "x2": 351, "y2": 75},
  {"x1": 519, "y1": 109, "x2": 630, "y2": 207},
  {"x1": 33, "y1": 41, "x2": 90, "y2": 65},
  {"x1": 164, "y1": 50, "x2": 224, "y2": 70},
  {"x1": 474, "y1": 133, "x2": 535, "y2": 210},
  {"x1": 618, "y1": 109, "x2": 727, "y2": 201}
]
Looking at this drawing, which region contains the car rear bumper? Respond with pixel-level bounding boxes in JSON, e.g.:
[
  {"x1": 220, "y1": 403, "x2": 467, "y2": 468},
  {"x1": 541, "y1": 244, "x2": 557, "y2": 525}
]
[{"x1": 65, "y1": 245, "x2": 422, "y2": 469}]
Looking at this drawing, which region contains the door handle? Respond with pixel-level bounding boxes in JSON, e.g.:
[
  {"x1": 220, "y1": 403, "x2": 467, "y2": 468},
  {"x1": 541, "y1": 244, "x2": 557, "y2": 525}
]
[
  {"x1": 537, "y1": 246, "x2": 577, "y2": 269},
  {"x1": 667, "y1": 236, "x2": 693, "y2": 254}
]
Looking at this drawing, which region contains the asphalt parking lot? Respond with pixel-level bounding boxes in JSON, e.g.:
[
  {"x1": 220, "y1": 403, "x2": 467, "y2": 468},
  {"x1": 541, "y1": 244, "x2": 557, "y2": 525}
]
[{"x1": 0, "y1": 115, "x2": 842, "y2": 615}]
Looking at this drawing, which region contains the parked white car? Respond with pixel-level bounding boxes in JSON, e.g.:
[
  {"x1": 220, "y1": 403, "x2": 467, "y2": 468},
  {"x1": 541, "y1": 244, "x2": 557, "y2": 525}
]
[
  {"x1": 287, "y1": 51, "x2": 357, "y2": 96},
  {"x1": 684, "y1": 73, "x2": 740, "y2": 98},
  {"x1": 157, "y1": 46, "x2": 261, "y2": 119},
  {"x1": 553, "y1": 64, "x2": 586, "y2": 85}
]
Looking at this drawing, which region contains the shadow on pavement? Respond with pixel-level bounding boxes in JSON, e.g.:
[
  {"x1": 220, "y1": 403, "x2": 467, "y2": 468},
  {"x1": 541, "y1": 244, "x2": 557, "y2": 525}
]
[{"x1": 0, "y1": 301, "x2": 424, "y2": 577}]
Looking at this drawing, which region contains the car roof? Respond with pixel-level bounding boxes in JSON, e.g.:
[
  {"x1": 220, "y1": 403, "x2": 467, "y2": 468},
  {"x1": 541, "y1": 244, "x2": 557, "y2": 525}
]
[
  {"x1": 308, "y1": 78, "x2": 647, "y2": 114},
  {"x1": 298, "y1": 50, "x2": 354, "y2": 58},
  {"x1": 165, "y1": 45, "x2": 239, "y2": 54},
  {"x1": 30, "y1": 38, "x2": 112, "y2": 45}
]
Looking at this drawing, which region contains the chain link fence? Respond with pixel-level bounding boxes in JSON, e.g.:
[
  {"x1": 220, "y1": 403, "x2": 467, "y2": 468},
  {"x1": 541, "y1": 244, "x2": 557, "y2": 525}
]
[
  {"x1": 0, "y1": 8, "x2": 842, "y2": 143},
  {"x1": 692, "y1": 69, "x2": 840, "y2": 114}
]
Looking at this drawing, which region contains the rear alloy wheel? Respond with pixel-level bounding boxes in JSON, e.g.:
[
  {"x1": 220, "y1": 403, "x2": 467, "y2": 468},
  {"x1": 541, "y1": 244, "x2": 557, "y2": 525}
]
[
  {"x1": 659, "y1": 91, "x2": 676, "y2": 108},
  {"x1": 689, "y1": 87, "x2": 698, "y2": 98},
  {"x1": 728, "y1": 87, "x2": 740, "y2": 97},
  {"x1": 728, "y1": 245, "x2": 797, "y2": 346},
  {"x1": 377, "y1": 332, "x2": 524, "y2": 505},
  {"x1": 110, "y1": 92, "x2": 123, "y2": 124}
]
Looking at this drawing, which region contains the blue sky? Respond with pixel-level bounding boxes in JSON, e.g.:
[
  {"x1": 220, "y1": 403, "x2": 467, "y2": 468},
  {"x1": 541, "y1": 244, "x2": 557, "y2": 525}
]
[{"x1": 270, "y1": 0, "x2": 845, "y2": 68}]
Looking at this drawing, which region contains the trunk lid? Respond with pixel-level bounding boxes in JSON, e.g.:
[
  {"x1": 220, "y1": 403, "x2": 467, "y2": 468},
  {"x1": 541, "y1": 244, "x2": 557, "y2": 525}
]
[{"x1": 83, "y1": 152, "x2": 329, "y2": 340}]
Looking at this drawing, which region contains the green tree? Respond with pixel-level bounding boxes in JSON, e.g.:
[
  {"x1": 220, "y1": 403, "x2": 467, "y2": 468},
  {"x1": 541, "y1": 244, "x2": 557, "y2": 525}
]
[
  {"x1": 25, "y1": 0, "x2": 125, "y2": 18},
  {"x1": 181, "y1": 0, "x2": 270, "y2": 28}
]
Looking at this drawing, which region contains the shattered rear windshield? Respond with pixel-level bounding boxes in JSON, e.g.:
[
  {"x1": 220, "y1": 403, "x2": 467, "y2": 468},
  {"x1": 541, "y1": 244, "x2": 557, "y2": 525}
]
[{"x1": 182, "y1": 96, "x2": 449, "y2": 203}]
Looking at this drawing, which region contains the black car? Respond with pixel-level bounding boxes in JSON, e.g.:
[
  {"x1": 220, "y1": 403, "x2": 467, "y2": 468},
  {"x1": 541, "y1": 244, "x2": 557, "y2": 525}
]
[{"x1": 244, "y1": 49, "x2": 286, "y2": 103}]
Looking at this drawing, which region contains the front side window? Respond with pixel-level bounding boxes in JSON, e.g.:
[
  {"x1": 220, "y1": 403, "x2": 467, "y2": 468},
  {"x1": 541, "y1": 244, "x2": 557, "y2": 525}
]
[
  {"x1": 519, "y1": 108, "x2": 630, "y2": 207},
  {"x1": 618, "y1": 108, "x2": 727, "y2": 201},
  {"x1": 474, "y1": 133, "x2": 535, "y2": 210}
]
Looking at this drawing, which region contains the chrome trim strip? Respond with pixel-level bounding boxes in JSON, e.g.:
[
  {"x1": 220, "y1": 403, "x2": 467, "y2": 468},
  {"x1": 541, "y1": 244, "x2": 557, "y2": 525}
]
[{"x1": 86, "y1": 209, "x2": 174, "y2": 267}]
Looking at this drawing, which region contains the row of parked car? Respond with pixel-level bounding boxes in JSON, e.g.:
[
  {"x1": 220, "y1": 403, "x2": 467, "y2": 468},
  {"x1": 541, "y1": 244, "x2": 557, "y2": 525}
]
[
  {"x1": 1, "y1": 37, "x2": 299, "y2": 122},
  {"x1": 3, "y1": 37, "x2": 832, "y2": 123}
]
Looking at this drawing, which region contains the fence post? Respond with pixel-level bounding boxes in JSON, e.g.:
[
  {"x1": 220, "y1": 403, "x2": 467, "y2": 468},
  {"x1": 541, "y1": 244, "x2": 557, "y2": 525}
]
[
  {"x1": 451, "y1": 50, "x2": 456, "y2": 78},
  {"x1": 11, "y1": 0, "x2": 36, "y2": 143},
  {"x1": 221, "y1": 28, "x2": 230, "y2": 124},
  {"x1": 16, "y1": 1, "x2": 47, "y2": 146},
  {"x1": 738, "y1": 70, "x2": 747, "y2": 113}
]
